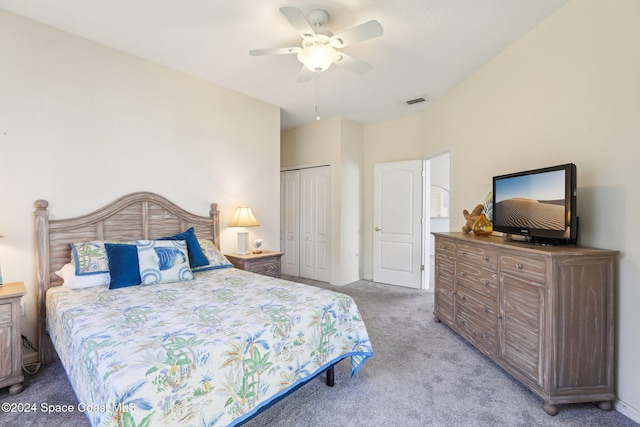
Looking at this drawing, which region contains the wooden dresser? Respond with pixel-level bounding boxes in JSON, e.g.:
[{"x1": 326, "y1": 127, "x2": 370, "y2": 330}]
[
  {"x1": 432, "y1": 232, "x2": 618, "y2": 415},
  {"x1": 0, "y1": 281, "x2": 27, "y2": 395},
  {"x1": 225, "y1": 251, "x2": 284, "y2": 278}
]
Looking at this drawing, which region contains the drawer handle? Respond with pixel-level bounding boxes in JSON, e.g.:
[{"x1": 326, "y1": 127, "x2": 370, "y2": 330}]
[
  {"x1": 481, "y1": 279, "x2": 489, "y2": 285},
  {"x1": 460, "y1": 271, "x2": 466, "y2": 277},
  {"x1": 515, "y1": 263, "x2": 523, "y2": 269},
  {"x1": 483, "y1": 334, "x2": 489, "y2": 340},
  {"x1": 482, "y1": 256, "x2": 489, "y2": 261},
  {"x1": 483, "y1": 306, "x2": 489, "y2": 313},
  {"x1": 460, "y1": 251, "x2": 466, "y2": 255}
]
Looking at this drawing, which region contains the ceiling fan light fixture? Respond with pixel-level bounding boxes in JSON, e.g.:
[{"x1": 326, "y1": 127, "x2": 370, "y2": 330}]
[{"x1": 297, "y1": 44, "x2": 339, "y2": 73}]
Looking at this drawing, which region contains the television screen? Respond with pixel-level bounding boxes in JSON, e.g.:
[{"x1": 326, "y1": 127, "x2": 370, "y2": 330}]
[{"x1": 492, "y1": 163, "x2": 577, "y2": 244}]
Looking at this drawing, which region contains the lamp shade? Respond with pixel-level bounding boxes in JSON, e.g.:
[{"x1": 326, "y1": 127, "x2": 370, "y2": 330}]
[
  {"x1": 297, "y1": 44, "x2": 339, "y2": 73},
  {"x1": 229, "y1": 206, "x2": 260, "y2": 228}
]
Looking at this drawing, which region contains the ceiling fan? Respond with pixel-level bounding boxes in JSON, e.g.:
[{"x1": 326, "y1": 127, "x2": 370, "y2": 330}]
[{"x1": 249, "y1": 7, "x2": 383, "y2": 83}]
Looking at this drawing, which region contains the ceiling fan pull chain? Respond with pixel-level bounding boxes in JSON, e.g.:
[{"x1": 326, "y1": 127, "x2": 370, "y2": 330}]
[{"x1": 315, "y1": 73, "x2": 321, "y2": 121}]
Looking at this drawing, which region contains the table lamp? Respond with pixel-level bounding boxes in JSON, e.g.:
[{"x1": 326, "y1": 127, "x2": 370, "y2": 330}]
[{"x1": 228, "y1": 206, "x2": 259, "y2": 255}]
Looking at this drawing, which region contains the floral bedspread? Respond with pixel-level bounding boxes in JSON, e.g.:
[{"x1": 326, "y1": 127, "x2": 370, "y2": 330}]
[{"x1": 46, "y1": 268, "x2": 373, "y2": 427}]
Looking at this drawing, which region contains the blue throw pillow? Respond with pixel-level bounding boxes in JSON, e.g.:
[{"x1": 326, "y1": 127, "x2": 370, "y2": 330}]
[
  {"x1": 105, "y1": 243, "x2": 142, "y2": 289},
  {"x1": 159, "y1": 227, "x2": 209, "y2": 269}
]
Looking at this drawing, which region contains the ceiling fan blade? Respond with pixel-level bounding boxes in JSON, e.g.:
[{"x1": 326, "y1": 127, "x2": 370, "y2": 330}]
[
  {"x1": 297, "y1": 65, "x2": 316, "y2": 83},
  {"x1": 280, "y1": 7, "x2": 317, "y2": 40},
  {"x1": 330, "y1": 20, "x2": 383, "y2": 47},
  {"x1": 249, "y1": 47, "x2": 301, "y2": 56},
  {"x1": 334, "y1": 52, "x2": 373, "y2": 75}
]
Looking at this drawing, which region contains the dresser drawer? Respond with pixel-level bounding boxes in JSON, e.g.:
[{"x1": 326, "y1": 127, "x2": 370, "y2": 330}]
[
  {"x1": 458, "y1": 244, "x2": 498, "y2": 270},
  {"x1": 435, "y1": 238, "x2": 457, "y2": 258},
  {"x1": 456, "y1": 296, "x2": 498, "y2": 355},
  {"x1": 456, "y1": 261, "x2": 498, "y2": 299},
  {"x1": 456, "y1": 286, "x2": 497, "y2": 321},
  {"x1": 0, "y1": 303, "x2": 12, "y2": 324},
  {"x1": 500, "y1": 252, "x2": 546, "y2": 283}
]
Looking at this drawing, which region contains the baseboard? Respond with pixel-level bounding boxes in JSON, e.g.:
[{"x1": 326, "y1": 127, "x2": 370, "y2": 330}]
[{"x1": 615, "y1": 399, "x2": 640, "y2": 423}]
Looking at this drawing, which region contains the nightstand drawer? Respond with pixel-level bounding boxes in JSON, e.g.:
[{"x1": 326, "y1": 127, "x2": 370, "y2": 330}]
[
  {"x1": 247, "y1": 259, "x2": 281, "y2": 277},
  {"x1": 0, "y1": 281, "x2": 27, "y2": 395},
  {"x1": 225, "y1": 252, "x2": 284, "y2": 278}
]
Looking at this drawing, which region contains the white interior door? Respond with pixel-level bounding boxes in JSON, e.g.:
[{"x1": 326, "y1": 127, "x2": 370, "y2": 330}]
[{"x1": 373, "y1": 160, "x2": 424, "y2": 289}]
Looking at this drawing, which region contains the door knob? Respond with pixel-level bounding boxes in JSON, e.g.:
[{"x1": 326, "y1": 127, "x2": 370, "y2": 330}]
[{"x1": 375, "y1": 227, "x2": 381, "y2": 231}]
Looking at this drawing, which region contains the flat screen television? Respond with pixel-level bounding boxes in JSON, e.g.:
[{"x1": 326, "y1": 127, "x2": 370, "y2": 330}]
[{"x1": 492, "y1": 163, "x2": 578, "y2": 245}]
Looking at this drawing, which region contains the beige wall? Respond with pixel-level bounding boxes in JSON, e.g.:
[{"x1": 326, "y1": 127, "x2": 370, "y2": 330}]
[
  {"x1": 338, "y1": 119, "x2": 363, "y2": 284},
  {"x1": 419, "y1": 0, "x2": 640, "y2": 417},
  {"x1": 281, "y1": 117, "x2": 363, "y2": 285},
  {"x1": 0, "y1": 10, "x2": 281, "y2": 344}
]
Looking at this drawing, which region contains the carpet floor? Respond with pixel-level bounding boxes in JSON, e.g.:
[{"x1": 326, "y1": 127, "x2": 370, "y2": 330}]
[{"x1": 1, "y1": 277, "x2": 637, "y2": 426}]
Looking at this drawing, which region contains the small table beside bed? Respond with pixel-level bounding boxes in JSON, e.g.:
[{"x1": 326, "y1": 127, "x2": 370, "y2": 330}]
[{"x1": 35, "y1": 192, "x2": 373, "y2": 427}]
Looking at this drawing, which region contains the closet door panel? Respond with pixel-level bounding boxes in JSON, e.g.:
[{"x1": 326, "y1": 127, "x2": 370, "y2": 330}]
[
  {"x1": 281, "y1": 166, "x2": 331, "y2": 282},
  {"x1": 281, "y1": 170, "x2": 300, "y2": 276},
  {"x1": 300, "y1": 169, "x2": 316, "y2": 279},
  {"x1": 314, "y1": 166, "x2": 331, "y2": 281}
]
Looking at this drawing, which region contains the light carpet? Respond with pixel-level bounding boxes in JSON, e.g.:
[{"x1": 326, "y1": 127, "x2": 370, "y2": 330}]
[{"x1": 1, "y1": 277, "x2": 636, "y2": 426}]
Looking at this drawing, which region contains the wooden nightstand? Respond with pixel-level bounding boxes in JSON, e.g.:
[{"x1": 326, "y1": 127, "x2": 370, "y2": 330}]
[
  {"x1": 225, "y1": 251, "x2": 284, "y2": 278},
  {"x1": 0, "y1": 281, "x2": 27, "y2": 395}
]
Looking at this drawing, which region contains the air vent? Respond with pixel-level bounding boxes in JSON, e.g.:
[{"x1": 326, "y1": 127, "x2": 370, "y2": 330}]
[{"x1": 406, "y1": 97, "x2": 427, "y2": 105}]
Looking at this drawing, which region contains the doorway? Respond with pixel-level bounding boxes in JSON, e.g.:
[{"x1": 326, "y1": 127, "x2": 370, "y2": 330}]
[
  {"x1": 372, "y1": 151, "x2": 450, "y2": 290},
  {"x1": 424, "y1": 150, "x2": 451, "y2": 290}
]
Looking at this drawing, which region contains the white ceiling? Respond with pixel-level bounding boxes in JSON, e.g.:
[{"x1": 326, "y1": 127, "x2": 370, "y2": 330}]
[{"x1": 0, "y1": 0, "x2": 568, "y2": 130}]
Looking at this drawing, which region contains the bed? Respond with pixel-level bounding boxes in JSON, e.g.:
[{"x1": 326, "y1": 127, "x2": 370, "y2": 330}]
[{"x1": 35, "y1": 192, "x2": 373, "y2": 427}]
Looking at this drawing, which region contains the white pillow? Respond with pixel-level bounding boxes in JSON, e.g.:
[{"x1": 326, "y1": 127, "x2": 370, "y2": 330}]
[{"x1": 55, "y1": 263, "x2": 110, "y2": 289}]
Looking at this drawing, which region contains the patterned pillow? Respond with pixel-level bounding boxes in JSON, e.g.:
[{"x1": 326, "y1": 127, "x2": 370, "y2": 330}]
[
  {"x1": 71, "y1": 241, "x2": 111, "y2": 276},
  {"x1": 136, "y1": 240, "x2": 194, "y2": 285},
  {"x1": 193, "y1": 239, "x2": 233, "y2": 272}
]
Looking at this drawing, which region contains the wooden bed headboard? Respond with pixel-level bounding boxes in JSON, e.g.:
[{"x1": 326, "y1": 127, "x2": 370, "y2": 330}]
[{"x1": 34, "y1": 191, "x2": 220, "y2": 365}]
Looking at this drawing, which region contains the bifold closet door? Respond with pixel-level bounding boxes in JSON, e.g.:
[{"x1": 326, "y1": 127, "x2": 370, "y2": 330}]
[
  {"x1": 299, "y1": 167, "x2": 330, "y2": 282},
  {"x1": 281, "y1": 170, "x2": 300, "y2": 276},
  {"x1": 280, "y1": 166, "x2": 330, "y2": 281}
]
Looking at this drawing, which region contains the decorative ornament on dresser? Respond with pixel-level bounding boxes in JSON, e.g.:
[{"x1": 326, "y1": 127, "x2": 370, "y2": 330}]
[
  {"x1": 252, "y1": 239, "x2": 263, "y2": 254},
  {"x1": 483, "y1": 191, "x2": 493, "y2": 222},
  {"x1": 472, "y1": 213, "x2": 493, "y2": 236},
  {"x1": 461, "y1": 204, "x2": 484, "y2": 233}
]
